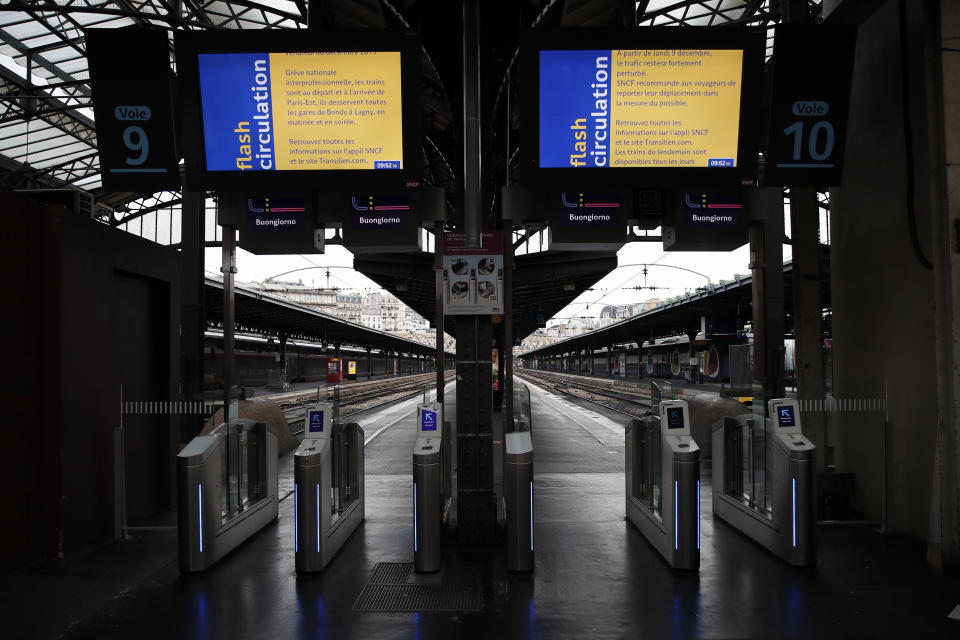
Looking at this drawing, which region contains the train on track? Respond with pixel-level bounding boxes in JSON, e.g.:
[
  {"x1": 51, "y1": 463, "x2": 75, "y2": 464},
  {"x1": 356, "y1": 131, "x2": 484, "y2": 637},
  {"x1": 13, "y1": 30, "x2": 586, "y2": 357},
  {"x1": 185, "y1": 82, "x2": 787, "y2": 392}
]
[
  {"x1": 520, "y1": 333, "x2": 832, "y2": 386},
  {"x1": 203, "y1": 331, "x2": 436, "y2": 389}
]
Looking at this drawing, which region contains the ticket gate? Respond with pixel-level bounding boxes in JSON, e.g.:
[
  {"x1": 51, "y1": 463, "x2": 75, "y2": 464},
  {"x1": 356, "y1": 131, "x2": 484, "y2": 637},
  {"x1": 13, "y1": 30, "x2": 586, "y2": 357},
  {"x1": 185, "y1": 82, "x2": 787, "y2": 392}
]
[
  {"x1": 413, "y1": 402, "x2": 449, "y2": 572},
  {"x1": 625, "y1": 400, "x2": 700, "y2": 570},
  {"x1": 294, "y1": 402, "x2": 365, "y2": 573},
  {"x1": 177, "y1": 418, "x2": 279, "y2": 573},
  {"x1": 712, "y1": 398, "x2": 815, "y2": 566},
  {"x1": 505, "y1": 430, "x2": 534, "y2": 572}
]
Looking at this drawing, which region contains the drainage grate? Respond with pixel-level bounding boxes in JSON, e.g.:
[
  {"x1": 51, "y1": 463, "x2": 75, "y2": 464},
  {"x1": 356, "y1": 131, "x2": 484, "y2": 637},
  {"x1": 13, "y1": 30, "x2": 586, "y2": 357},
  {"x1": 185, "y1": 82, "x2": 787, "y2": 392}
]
[
  {"x1": 354, "y1": 584, "x2": 482, "y2": 612},
  {"x1": 368, "y1": 562, "x2": 413, "y2": 584}
]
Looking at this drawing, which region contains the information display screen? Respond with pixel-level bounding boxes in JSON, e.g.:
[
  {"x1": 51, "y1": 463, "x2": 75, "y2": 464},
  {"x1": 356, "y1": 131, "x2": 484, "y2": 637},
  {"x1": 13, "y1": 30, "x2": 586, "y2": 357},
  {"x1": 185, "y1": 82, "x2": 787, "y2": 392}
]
[
  {"x1": 197, "y1": 52, "x2": 403, "y2": 172},
  {"x1": 777, "y1": 405, "x2": 796, "y2": 428},
  {"x1": 175, "y1": 30, "x2": 421, "y2": 190},
  {"x1": 522, "y1": 28, "x2": 762, "y2": 187},
  {"x1": 666, "y1": 406, "x2": 685, "y2": 430},
  {"x1": 308, "y1": 410, "x2": 324, "y2": 434},
  {"x1": 540, "y1": 49, "x2": 743, "y2": 169}
]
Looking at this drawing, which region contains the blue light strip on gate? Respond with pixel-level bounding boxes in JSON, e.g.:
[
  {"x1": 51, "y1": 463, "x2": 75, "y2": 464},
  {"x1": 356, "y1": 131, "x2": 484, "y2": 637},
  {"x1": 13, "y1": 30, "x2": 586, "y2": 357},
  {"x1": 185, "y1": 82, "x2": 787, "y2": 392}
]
[
  {"x1": 530, "y1": 482, "x2": 535, "y2": 551},
  {"x1": 316, "y1": 484, "x2": 321, "y2": 554},
  {"x1": 413, "y1": 483, "x2": 418, "y2": 553},
  {"x1": 674, "y1": 481, "x2": 679, "y2": 551},
  {"x1": 792, "y1": 478, "x2": 797, "y2": 548},
  {"x1": 198, "y1": 484, "x2": 203, "y2": 553},
  {"x1": 697, "y1": 480, "x2": 701, "y2": 550},
  {"x1": 294, "y1": 484, "x2": 298, "y2": 553}
]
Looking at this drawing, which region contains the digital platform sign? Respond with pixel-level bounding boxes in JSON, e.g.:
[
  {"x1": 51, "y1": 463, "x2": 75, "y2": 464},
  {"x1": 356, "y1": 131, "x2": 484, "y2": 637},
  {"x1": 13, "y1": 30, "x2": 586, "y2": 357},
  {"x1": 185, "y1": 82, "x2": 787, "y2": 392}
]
[
  {"x1": 539, "y1": 49, "x2": 743, "y2": 169},
  {"x1": 176, "y1": 30, "x2": 421, "y2": 191},
  {"x1": 522, "y1": 28, "x2": 763, "y2": 187},
  {"x1": 197, "y1": 52, "x2": 403, "y2": 172}
]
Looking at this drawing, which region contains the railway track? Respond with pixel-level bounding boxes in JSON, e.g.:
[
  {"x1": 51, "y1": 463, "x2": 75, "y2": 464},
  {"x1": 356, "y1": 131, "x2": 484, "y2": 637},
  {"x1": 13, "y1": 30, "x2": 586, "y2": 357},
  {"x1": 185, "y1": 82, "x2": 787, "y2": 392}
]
[
  {"x1": 515, "y1": 368, "x2": 671, "y2": 419},
  {"x1": 272, "y1": 371, "x2": 455, "y2": 434}
]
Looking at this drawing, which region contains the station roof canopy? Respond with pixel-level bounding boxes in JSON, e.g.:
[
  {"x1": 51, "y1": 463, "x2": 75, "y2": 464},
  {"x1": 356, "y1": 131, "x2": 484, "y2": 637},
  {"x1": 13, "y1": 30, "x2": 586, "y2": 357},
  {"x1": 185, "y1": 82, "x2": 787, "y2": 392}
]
[
  {"x1": 518, "y1": 253, "x2": 831, "y2": 358},
  {"x1": 0, "y1": 0, "x2": 818, "y2": 218},
  {"x1": 204, "y1": 277, "x2": 451, "y2": 356},
  {"x1": 0, "y1": 1, "x2": 825, "y2": 338}
]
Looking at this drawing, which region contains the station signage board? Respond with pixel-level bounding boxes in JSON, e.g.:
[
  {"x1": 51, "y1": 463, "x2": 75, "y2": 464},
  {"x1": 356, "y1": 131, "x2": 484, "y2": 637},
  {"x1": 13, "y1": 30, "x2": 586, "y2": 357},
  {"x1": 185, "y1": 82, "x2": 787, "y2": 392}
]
[
  {"x1": 219, "y1": 193, "x2": 324, "y2": 255},
  {"x1": 763, "y1": 24, "x2": 858, "y2": 187},
  {"x1": 86, "y1": 28, "x2": 179, "y2": 191},
  {"x1": 521, "y1": 28, "x2": 764, "y2": 187},
  {"x1": 662, "y1": 191, "x2": 747, "y2": 251},
  {"x1": 175, "y1": 30, "x2": 422, "y2": 190},
  {"x1": 548, "y1": 191, "x2": 626, "y2": 251},
  {"x1": 442, "y1": 232, "x2": 503, "y2": 315}
]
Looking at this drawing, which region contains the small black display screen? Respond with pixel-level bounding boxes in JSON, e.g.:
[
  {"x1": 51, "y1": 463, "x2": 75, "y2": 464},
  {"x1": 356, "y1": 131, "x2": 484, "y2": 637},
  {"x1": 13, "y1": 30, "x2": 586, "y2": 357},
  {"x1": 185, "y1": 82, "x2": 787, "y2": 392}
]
[
  {"x1": 777, "y1": 405, "x2": 796, "y2": 428},
  {"x1": 666, "y1": 407, "x2": 685, "y2": 430},
  {"x1": 308, "y1": 410, "x2": 324, "y2": 434}
]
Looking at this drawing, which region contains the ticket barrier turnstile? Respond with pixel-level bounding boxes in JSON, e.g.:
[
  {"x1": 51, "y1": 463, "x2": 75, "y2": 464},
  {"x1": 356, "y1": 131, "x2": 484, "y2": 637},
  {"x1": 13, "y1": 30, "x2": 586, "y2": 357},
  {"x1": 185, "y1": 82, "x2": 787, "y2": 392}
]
[
  {"x1": 178, "y1": 419, "x2": 279, "y2": 573},
  {"x1": 413, "y1": 402, "x2": 449, "y2": 572},
  {"x1": 712, "y1": 398, "x2": 815, "y2": 566},
  {"x1": 294, "y1": 403, "x2": 365, "y2": 573},
  {"x1": 625, "y1": 400, "x2": 700, "y2": 570},
  {"x1": 505, "y1": 430, "x2": 534, "y2": 572}
]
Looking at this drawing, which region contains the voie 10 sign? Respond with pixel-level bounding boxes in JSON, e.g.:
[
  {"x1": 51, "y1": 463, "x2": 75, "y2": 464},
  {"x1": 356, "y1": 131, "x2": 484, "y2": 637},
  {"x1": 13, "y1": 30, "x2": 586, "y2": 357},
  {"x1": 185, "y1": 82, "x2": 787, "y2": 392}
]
[
  {"x1": 763, "y1": 24, "x2": 857, "y2": 187},
  {"x1": 175, "y1": 30, "x2": 422, "y2": 191},
  {"x1": 86, "y1": 28, "x2": 179, "y2": 192},
  {"x1": 522, "y1": 28, "x2": 763, "y2": 187}
]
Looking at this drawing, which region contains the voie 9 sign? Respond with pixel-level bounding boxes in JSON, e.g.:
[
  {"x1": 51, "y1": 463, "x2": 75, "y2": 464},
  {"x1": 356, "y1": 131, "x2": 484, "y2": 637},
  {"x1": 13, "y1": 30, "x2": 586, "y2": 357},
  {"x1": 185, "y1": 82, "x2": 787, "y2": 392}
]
[
  {"x1": 522, "y1": 28, "x2": 763, "y2": 187},
  {"x1": 86, "y1": 27, "x2": 179, "y2": 192},
  {"x1": 175, "y1": 30, "x2": 421, "y2": 191}
]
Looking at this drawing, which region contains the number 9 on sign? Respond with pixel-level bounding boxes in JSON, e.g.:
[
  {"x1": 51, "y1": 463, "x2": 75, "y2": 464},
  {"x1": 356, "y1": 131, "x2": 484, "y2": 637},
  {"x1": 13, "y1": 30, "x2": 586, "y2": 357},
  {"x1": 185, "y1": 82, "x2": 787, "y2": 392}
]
[{"x1": 122, "y1": 125, "x2": 149, "y2": 166}]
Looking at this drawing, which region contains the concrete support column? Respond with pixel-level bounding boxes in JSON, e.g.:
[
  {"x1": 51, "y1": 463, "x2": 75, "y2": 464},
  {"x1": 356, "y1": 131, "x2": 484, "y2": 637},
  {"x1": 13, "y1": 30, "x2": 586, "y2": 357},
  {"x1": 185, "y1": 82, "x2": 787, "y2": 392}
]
[{"x1": 930, "y1": 0, "x2": 960, "y2": 571}]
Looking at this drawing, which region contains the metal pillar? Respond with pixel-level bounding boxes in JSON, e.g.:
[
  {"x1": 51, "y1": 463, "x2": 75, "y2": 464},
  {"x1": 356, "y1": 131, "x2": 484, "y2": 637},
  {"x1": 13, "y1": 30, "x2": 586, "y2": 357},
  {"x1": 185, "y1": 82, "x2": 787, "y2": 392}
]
[
  {"x1": 436, "y1": 233, "x2": 445, "y2": 400},
  {"x1": 179, "y1": 191, "x2": 205, "y2": 443},
  {"x1": 456, "y1": 316, "x2": 495, "y2": 546},
  {"x1": 366, "y1": 347, "x2": 372, "y2": 380},
  {"x1": 504, "y1": 229, "x2": 513, "y2": 428},
  {"x1": 749, "y1": 188, "x2": 786, "y2": 403},
  {"x1": 781, "y1": 0, "x2": 828, "y2": 474},
  {"x1": 462, "y1": 0, "x2": 481, "y2": 249},
  {"x1": 278, "y1": 333, "x2": 288, "y2": 384},
  {"x1": 221, "y1": 224, "x2": 237, "y2": 424}
]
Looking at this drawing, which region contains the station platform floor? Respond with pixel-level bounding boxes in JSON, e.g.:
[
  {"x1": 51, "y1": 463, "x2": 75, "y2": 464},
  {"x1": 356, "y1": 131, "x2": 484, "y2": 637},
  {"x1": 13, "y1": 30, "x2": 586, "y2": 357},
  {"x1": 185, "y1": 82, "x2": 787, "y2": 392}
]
[{"x1": 5, "y1": 380, "x2": 960, "y2": 639}]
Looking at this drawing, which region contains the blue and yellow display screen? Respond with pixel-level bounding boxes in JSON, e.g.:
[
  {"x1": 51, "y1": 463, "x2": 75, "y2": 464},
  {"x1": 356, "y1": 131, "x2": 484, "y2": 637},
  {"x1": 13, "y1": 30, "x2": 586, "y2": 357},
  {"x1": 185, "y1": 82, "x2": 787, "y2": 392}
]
[
  {"x1": 197, "y1": 52, "x2": 403, "y2": 171},
  {"x1": 539, "y1": 49, "x2": 744, "y2": 169}
]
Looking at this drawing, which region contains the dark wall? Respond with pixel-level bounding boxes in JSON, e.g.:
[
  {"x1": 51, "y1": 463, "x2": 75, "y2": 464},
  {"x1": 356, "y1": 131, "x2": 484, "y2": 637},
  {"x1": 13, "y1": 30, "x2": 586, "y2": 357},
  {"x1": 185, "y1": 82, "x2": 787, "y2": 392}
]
[{"x1": 1, "y1": 191, "x2": 181, "y2": 571}]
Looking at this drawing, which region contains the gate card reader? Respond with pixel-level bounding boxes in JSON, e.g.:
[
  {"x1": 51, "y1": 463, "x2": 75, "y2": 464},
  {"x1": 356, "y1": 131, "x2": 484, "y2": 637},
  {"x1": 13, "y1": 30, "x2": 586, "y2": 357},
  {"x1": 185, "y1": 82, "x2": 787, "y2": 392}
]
[
  {"x1": 414, "y1": 402, "x2": 444, "y2": 573},
  {"x1": 626, "y1": 399, "x2": 701, "y2": 570},
  {"x1": 712, "y1": 398, "x2": 815, "y2": 566},
  {"x1": 305, "y1": 403, "x2": 331, "y2": 441},
  {"x1": 769, "y1": 398, "x2": 814, "y2": 451},
  {"x1": 294, "y1": 402, "x2": 365, "y2": 573}
]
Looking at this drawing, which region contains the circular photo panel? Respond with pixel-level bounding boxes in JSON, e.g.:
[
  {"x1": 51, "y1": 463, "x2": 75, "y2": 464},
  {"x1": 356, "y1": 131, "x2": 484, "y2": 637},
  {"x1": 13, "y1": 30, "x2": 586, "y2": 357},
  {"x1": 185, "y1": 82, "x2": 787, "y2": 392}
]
[
  {"x1": 451, "y1": 258, "x2": 469, "y2": 275},
  {"x1": 451, "y1": 281, "x2": 469, "y2": 299},
  {"x1": 477, "y1": 257, "x2": 496, "y2": 275},
  {"x1": 478, "y1": 280, "x2": 497, "y2": 299}
]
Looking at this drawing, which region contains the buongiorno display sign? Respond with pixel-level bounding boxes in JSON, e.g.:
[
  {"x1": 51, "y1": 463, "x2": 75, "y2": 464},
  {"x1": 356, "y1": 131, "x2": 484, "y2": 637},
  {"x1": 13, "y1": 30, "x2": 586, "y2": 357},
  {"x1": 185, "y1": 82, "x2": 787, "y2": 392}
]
[
  {"x1": 176, "y1": 30, "x2": 421, "y2": 191},
  {"x1": 523, "y1": 28, "x2": 763, "y2": 187}
]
